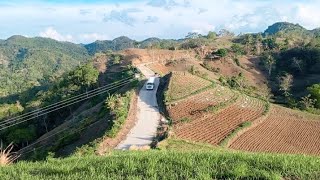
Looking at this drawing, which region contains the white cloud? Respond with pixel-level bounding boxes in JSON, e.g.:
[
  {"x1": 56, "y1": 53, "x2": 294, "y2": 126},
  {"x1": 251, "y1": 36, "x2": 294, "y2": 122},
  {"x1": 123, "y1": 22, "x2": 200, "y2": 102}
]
[
  {"x1": 1, "y1": 0, "x2": 320, "y2": 43},
  {"x1": 39, "y1": 27, "x2": 73, "y2": 42},
  {"x1": 80, "y1": 33, "x2": 110, "y2": 43}
]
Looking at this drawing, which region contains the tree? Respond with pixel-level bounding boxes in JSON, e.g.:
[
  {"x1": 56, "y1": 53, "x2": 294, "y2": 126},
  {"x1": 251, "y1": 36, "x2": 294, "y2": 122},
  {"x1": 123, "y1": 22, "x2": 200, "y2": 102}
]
[
  {"x1": 113, "y1": 55, "x2": 121, "y2": 65},
  {"x1": 308, "y1": 84, "x2": 320, "y2": 108},
  {"x1": 261, "y1": 53, "x2": 275, "y2": 76},
  {"x1": 215, "y1": 48, "x2": 228, "y2": 58},
  {"x1": 254, "y1": 33, "x2": 263, "y2": 55},
  {"x1": 68, "y1": 63, "x2": 99, "y2": 87},
  {"x1": 299, "y1": 94, "x2": 317, "y2": 110},
  {"x1": 185, "y1": 32, "x2": 201, "y2": 39},
  {"x1": 292, "y1": 57, "x2": 303, "y2": 72},
  {"x1": 218, "y1": 29, "x2": 234, "y2": 37},
  {"x1": 7, "y1": 127, "x2": 36, "y2": 146},
  {"x1": 262, "y1": 37, "x2": 278, "y2": 51},
  {"x1": 278, "y1": 73, "x2": 293, "y2": 97},
  {"x1": 243, "y1": 34, "x2": 254, "y2": 54},
  {"x1": 207, "y1": 31, "x2": 217, "y2": 40},
  {"x1": 231, "y1": 44, "x2": 245, "y2": 56}
]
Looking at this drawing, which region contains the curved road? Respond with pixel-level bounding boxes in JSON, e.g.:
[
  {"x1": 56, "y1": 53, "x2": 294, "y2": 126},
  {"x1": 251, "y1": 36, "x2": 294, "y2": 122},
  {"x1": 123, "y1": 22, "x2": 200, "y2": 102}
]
[{"x1": 116, "y1": 65, "x2": 160, "y2": 150}]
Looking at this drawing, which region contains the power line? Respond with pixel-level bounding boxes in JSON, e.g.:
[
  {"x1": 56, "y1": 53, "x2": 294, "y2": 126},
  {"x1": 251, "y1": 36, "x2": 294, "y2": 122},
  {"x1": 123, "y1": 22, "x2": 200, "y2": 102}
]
[
  {"x1": 18, "y1": 118, "x2": 104, "y2": 157},
  {"x1": 0, "y1": 79, "x2": 134, "y2": 130},
  {"x1": 0, "y1": 79, "x2": 132, "y2": 130},
  {"x1": 0, "y1": 79, "x2": 135, "y2": 131},
  {"x1": 0, "y1": 76, "x2": 134, "y2": 126},
  {"x1": 0, "y1": 77, "x2": 134, "y2": 127}
]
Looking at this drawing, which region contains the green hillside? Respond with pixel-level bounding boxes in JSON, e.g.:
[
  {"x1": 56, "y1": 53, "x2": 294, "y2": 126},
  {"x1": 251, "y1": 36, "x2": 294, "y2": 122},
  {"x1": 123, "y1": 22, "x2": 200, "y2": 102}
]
[
  {"x1": 84, "y1": 36, "x2": 137, "y2": 55},
  {"x1": 264, "y1": 22, "x2": 309, "y2": 36},
  {"x1": 1, "y1": 149, "x2": 320, "y2": 179},
  {"x1": 0, "y1": 36, "x2": 90, "y2": 101}
]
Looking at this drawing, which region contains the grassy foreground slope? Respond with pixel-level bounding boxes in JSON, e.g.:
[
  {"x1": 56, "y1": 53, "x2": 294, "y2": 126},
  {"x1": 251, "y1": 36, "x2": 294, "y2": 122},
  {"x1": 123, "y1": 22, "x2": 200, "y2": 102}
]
[{"x1": 1, "y1": 147, "x2": 320, "y2": 179}]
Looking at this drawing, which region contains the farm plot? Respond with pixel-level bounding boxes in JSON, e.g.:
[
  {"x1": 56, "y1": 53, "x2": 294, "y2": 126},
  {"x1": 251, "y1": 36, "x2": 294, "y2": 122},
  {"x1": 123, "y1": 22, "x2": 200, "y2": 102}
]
[
  {"x1": 168, "y1": 85, "x2": 235, "y2": 123},
  {"x1": 229, "y1": 105, "x2": 320, "y2": 156},
  {"x1": 174, "y1": 95, "x2": 266, "y2": 145},
  {"x1": 165, "y1": 72, "x2": 212, "y2": 102}
]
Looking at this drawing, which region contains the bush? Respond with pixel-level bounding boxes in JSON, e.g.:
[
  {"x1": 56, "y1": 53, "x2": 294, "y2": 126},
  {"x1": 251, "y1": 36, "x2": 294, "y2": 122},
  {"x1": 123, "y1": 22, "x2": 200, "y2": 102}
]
[
  {"x1": 179, "y1": 117, "x2": 191, "y2": 123},
  {"x1": 308, "y1": 84, "x2": 320, "y2": 108},
  {"x1": 202, "y1": 61, "x2": 220, "y2": 73},
  {"x1": 215, "y1": 48, "x2": 228, "y2": 57},
  {"x1": 233, "y1": 58, "x2": 241, "y2": 66},
  {"x1": 231, "y1": 44, "x2": 245, "y2": 56},
  {"x1": 105, "y1": 91, "x2": 133, "y2": 138}
]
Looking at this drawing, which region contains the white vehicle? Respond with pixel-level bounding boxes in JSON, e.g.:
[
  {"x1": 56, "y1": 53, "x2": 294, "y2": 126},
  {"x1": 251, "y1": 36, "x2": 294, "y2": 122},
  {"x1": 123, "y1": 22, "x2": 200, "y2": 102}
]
[{"x1": 146, "y1": 77, "x2": 155, "y2": 90}]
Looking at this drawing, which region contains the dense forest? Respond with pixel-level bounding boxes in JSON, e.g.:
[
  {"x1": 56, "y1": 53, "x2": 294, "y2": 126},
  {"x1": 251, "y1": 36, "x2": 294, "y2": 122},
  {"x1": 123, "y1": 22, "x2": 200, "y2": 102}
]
[{"x1": 0, "y1": 36, "x2": 90, "y2": 102}]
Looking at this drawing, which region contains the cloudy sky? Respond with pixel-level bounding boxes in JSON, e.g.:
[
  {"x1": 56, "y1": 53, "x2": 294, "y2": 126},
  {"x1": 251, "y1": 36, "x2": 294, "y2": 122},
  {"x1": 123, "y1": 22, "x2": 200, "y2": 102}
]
[{"x1": 1, "y1": 0, "x2": 320, "y2": 43}]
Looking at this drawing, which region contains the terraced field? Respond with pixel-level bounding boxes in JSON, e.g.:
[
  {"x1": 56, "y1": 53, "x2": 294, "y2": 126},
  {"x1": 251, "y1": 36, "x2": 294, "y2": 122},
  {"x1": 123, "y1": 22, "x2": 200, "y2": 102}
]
[
  {"x1": 173, "y1": 95, "x2": 266, "y2": 145},
  {"x1": 168, "y1": 85, "x2": 235, "y2": 123},
  {"x1": 230, "y1": 105, "x2": 320, "y2": 156},
  {"x1": 165, "y1": 72, "x2": 213, "y2": 102}
]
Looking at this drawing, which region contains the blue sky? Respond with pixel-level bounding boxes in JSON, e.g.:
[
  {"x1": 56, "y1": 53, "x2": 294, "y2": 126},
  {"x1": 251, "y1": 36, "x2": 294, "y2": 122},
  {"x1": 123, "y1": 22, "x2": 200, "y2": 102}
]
[{"x1": 0, "y1": 0, "x2": 320, "y2": 43}]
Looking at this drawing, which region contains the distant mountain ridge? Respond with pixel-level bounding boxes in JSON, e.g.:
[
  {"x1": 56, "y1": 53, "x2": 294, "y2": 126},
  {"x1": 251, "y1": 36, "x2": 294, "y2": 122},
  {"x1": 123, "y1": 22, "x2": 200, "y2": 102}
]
[
  {"x1": 263, "y1": 22, "x2": 319, "y2": 36},
  {"x1": 84, "y1": 36, "x2": 137, "y2": 55},
  {"x1": 2, "y1": 22, "x2": 319, "y2": 57}
]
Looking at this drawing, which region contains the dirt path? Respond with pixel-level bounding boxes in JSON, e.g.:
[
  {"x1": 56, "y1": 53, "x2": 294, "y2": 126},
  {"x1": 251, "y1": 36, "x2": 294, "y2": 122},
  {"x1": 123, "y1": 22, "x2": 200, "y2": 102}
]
[{"x1": 116, "y1": 65, "x2": 160, "y2": 150}]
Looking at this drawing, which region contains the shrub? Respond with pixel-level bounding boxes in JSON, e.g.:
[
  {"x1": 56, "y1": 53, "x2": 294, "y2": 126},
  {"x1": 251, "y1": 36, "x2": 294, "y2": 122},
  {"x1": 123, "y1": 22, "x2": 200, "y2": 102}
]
[
  {"x1": 179, "y1": 117, "x2": 191, "y2": 123},
  {"x1": 215, "y1": 48, "x2": 228, "y2": 57},
  {"x1": 233, "y1": 58, "x2": 241, "y2": 66},
  {"x1": 105, "y1": 91, "x2": 133, "y2": 138}
]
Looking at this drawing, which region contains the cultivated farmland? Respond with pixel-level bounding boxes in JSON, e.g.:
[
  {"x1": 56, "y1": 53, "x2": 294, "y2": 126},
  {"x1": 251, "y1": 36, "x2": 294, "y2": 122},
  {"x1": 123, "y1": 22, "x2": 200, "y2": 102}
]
[
  {"x1": 168, "y1": 85, "x2": 235, "y2": 124},
  {"x1": 165, "y1": 71, "x2": 213, "y2": 102},
  {"x1": 229, "y1": 105, "x2": 320, "y2": 156},
  {"x1": 173, "y1": 95, "x2": 267, "y2": 145}
]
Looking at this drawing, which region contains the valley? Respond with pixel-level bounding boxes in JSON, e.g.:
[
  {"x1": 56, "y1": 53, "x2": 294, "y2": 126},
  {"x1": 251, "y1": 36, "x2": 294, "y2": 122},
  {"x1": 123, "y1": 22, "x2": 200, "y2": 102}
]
[{"x1": 0, "y1": 21, "x2": 320, "y2": 179}]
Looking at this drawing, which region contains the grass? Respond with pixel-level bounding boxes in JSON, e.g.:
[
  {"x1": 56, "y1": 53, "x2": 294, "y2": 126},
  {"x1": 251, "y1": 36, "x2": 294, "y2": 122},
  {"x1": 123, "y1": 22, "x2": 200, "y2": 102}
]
[
  {"x1": 219, "y1": 121, "x2": 252, "y2": 147},
  {"x1": 263, "y1": 101, "x2": 271, "y2": 115},
  {"x1": 105, "y1": 91, "x2": 133, "y2": 138},
  {"x1": 0, "y1": 143, "x2": 19, "y2": 166},
  {"x1": 2, "y1": 147, "x2": 320, "y2": 179},
  {"x1": 165, "y1": 83, "x2": 215, "y2": 104},
  {"x1": 205, "y1": 93, "x2": 239, "y2": 113},
  {"x1": 179, "y1": 117, "x2": 191, "y2": 123},
  {"x1": 157, "y1": 138, "x2": 216, "y2": 151}
]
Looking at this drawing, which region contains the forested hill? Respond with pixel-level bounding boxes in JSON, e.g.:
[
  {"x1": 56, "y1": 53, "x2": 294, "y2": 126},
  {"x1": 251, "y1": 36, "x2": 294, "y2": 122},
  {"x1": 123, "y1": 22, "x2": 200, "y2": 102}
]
[
  {"x1": 84, "y1": 36, "x2": 179, "y2": 55},
  {"x1": 263, "y1": 22, "x2": 319, "y2": 36},
  {"x1": 0, "y1": 36, "x2": 90, "y2": 101},
  {"x1": 84, "y1": 36, "x2": 137, "y2": 55},
  {"x1": 1, "y1": 21, "x2": 320, "y2": 102}
]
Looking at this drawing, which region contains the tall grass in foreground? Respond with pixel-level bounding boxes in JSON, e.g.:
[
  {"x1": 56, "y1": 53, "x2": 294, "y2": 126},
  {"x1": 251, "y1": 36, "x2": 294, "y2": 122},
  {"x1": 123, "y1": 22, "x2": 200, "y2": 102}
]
[
  {"x1": 1, "y1": 150, "x2": 320, "y2": 179},
  {"x1": 0, "y1": 143, "x2": 19, "y2": 166}
]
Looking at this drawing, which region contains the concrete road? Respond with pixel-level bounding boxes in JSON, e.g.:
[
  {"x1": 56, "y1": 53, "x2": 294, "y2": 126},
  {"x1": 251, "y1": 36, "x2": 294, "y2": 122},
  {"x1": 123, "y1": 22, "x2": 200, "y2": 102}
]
[{"x1": 116, "y1": 65, "x2": 160, "y2": 150}]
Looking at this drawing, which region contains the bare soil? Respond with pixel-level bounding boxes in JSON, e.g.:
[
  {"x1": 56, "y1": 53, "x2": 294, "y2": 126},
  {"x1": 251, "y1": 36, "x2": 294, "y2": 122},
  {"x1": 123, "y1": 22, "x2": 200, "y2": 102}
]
[
  {"x1": 173, "y1": 95, "x2": 266, "y2": 145},
  {"x1": 229, "y1": 105, "x2": 320, "y2": 156}
]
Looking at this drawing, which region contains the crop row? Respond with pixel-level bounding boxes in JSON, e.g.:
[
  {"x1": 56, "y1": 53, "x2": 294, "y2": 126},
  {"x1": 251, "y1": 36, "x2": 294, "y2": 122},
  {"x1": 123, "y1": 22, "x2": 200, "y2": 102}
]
[
  {"x1": 165, "y1": 72, "x2": 212, "y2": 102},
  {"x1": 174, "y1": 95, "x2": 266, "y2": 145},
  {"x1": 168, "y1": 86, "x2": 235, "y2": 124},
  {"x1": 230, "y1": 105, "x2": 320, "y2": 156}
]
